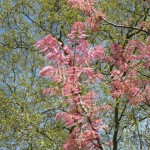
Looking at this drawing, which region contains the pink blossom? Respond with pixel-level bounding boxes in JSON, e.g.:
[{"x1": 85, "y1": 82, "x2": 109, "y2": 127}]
[{"x1": 40, "y1": 66, "x2": 55, "y2": 77}]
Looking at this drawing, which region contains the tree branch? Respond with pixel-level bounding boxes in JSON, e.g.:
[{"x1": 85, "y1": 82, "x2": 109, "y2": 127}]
[{"x1": 102, "y1": 18, "x2": 150, "y2": 34}]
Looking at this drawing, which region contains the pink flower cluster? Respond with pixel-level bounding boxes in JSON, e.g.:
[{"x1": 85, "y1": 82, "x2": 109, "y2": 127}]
[
  {"x1": 68, "y1": 0, "x2": 104, "y2": 31},
  {"x1": 110, "y1": 38, "x2": 150, "y2": 105},
  {"x1": 36, "y1": 22, "x2": 108, "y2": 149}
]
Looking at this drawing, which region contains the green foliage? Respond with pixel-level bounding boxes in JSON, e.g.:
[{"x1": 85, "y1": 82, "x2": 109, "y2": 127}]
[{"x1": 0, "y1": 0, "x2": 73, "y2": 149}]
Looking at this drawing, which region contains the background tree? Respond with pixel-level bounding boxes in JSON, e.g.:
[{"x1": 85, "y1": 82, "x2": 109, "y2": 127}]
[{"x1": 0, "y1": 0, "x2": 78, "y2": 149}]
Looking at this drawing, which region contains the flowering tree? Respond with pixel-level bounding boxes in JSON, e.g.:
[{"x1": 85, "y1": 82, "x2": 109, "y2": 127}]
[{"x1": 36, "y1": 0, "x2": 150, "y2": 149}]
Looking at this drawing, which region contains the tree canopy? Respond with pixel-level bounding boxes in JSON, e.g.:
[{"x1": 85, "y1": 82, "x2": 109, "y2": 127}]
[{"x1": 0, "y1": 0, "x2": 149, "y2": 150}]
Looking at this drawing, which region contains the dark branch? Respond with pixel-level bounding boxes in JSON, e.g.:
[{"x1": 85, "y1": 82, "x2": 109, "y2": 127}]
[{"x1": 102, "y1": 18, "x2": 150, "y2": 35}]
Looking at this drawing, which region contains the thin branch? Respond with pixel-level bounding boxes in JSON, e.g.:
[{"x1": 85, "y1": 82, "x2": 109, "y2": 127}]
[
  {"x1": 102, "y1": 18, "x2": 150, "y2": 34},
  {"x1": 22, "y1": 12, "x2": 48, "y2": 33},
  {"x1": 118, "y1": 102, "x2": 127, "y2": 121}
]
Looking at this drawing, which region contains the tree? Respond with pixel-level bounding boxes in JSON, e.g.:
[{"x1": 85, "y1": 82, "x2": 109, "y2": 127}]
[
  {"x1": 37, "y1": 0, "x2": 150, "y2": 150},
  {"x1": 0, "y1": 0, "x2": 149, "y2": 149}
]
